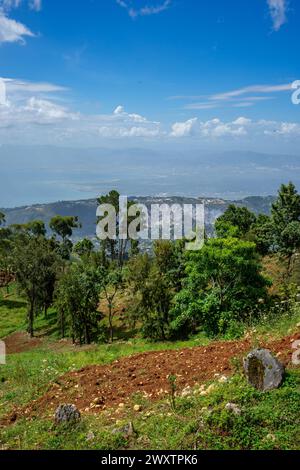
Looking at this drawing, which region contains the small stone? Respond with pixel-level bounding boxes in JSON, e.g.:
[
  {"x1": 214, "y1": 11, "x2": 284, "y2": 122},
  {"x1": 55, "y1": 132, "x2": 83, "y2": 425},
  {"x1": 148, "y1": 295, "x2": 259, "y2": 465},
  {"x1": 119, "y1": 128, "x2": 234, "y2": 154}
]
[
  {"x1": 118, "y1": 403, "x2": 125, "y2": 409},
  {"x1": 54, "y1": 404, "x2": 81, "y2": 425},
  {"x1": 206, "y1": 384, "x2": 216, "y2": 394},
  {"x1": 225, "y1": 403, "x2": 241, "y2": 416},
  {"x1": 133, "y1": 404, "x2": 142, "y2": 412},
  {"x1": 266, "y1": 433, "x2": 276, "y2": 442},
  {"x1": 112, "y1": 422, "x2": 135, "y2": 438},
  {"x1": 181, "y1": 386, "x2": 192, "y2": 397},
  {"x1": 218, "y1": 376, "x2": 228, "y2": 384},
  {"x1": 86, "y1": 431, "x2": 95, "y2": 442}
]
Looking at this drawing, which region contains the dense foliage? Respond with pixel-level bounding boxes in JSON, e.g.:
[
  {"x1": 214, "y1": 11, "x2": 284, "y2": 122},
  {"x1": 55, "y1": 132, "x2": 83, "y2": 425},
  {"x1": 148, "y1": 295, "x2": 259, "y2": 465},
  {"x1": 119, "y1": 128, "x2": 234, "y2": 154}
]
[{"x1": 1, "y1": 182, "x2": 300, "y2": 343}]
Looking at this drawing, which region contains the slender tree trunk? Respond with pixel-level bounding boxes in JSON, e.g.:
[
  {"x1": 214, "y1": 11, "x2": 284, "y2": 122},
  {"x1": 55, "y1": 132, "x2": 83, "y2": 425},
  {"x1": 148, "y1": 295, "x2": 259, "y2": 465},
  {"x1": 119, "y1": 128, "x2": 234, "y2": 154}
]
[
  {"x1": 84, "y1": 323, "x2": 91, "y2": 345},
  {"x1": 27, "y1": 302, "x2": 34, "y2": 338},
  {"x1": 108, "y1": 303, "x2": 114, "y2": 343},
  {"x1": 60, "y1": 310, "x2": 65, "y2": 338}
]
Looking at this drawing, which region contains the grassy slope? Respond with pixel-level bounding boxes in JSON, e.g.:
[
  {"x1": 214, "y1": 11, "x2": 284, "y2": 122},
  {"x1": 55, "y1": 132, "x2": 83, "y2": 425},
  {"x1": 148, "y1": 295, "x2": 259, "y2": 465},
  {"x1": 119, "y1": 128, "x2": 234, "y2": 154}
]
[{"x1": 0, "y1": 287, "x2": 300, "y2": 450}]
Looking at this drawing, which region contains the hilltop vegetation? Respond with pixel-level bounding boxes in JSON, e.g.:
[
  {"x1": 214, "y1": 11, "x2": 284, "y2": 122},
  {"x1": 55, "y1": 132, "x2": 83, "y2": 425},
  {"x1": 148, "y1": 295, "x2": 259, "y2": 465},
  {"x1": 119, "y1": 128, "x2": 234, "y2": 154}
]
[{"x1": 1, "y1": 182, "x2": 300, "y2": 450}]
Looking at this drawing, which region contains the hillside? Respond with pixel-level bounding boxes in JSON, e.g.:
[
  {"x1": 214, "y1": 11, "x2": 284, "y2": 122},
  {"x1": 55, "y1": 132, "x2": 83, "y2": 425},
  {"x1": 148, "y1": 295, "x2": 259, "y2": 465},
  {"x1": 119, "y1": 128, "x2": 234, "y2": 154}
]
[
  {"x1": 1, "y1": 195, "x2": 275, "y2": 241},
  {"x1": 0, "y1": 289, "x2": 300, "y2": 450}
]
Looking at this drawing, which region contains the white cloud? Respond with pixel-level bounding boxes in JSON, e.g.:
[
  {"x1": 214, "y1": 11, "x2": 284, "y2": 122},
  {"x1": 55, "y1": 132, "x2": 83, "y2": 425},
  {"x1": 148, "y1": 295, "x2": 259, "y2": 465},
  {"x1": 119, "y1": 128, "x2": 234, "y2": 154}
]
[
  {"x1": 267, "y1": 0, "x2": 287, "y2": 31},
  {"x1": 1, "y1": 0, "x2": 41, "y2": 11},
  {"x1": 1, "y1": 77, "x2": 300, "y2": 146},
  {"x1": 4, "y1": 78, "x2": 67, "y2": 94},
  {"x1": 170, "y1": 116, "x2": 300, "y2": 140},
  {"x1": 0, "y1": 0, "x2": 41, "y2": 44},
  {"x1": 211, "y1": 83, "x2": 292, "y2": 101},
  {"x1": 171, "y1": 83, "x2": 293, "y2": 111},
  {"x1": 24, "y1": 97, "x2": 77, "y2": 121},
  {"x1": 171, "y1": 117, "x2": 249, "y2": 138},
  {"x1": 116, "y1": 0, "x2": 171, "y2": 19},
  {"x1": 170, "y1": 118, "x2": 198, "y2": 137},
  {"x1": 0, "y1": 78, "x2": 162, "y2": 142},
  {"x1": 29, "y1": 0, "x2": 41, "y2": 11},
  {"x1": 0, "y1": 10, "x2": 34, "y2": 43}
]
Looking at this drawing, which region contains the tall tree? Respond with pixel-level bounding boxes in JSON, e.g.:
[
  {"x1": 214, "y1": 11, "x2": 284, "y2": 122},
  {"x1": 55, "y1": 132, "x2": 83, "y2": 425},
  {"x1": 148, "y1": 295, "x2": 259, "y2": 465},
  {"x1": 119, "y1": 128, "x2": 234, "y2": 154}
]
[
  {"x1": 55, "y1": 264, "x2": 102, "y2": 344},
  {"x1": 12, "y1": 236, "x2": 59, "y2": 337},
  {"x1": 50, "y1": 215, "x2": 81, "y2": 259},
  {"x1": 271, "y1": 182, "x2": 300, "y2": 277},
  {"x1": 97, "y1": 190, "x2": 140, "y2": 266},
  {"x1": 99, "y1": 267, "x2": 123, "y2": 343},
  {"x1": 126, "y1": 251, "x2": 174, "y2": 341}
]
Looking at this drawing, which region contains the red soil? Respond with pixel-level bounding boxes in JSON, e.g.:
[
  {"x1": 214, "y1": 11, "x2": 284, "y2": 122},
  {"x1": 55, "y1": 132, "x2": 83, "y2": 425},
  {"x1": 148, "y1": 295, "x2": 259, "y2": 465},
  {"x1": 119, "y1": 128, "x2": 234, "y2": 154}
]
[
  {"x1": 4, "y1": 332, "x2": 42, "y2": 354},
  {"x1": 8, "y1": 331, "x2": 299, "y2": 424}
]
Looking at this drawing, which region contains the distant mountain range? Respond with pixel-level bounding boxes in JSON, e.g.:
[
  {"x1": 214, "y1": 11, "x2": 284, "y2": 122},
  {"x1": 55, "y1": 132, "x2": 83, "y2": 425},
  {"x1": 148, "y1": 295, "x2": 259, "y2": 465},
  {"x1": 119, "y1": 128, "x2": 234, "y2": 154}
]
[{"x1": 1, "y1": 195, "x2": 276, "y2": 241}]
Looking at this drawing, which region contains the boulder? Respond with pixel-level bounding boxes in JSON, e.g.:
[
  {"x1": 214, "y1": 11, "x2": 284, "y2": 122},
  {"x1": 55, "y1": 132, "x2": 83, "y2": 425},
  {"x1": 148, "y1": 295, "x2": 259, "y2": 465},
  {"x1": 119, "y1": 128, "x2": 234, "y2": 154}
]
[
  {"x1": 243, "y1": 349, "x2": 285, "y2": 392},
  {"x1": 54, "y1": 404, "x2": 81, "y2": 425}
]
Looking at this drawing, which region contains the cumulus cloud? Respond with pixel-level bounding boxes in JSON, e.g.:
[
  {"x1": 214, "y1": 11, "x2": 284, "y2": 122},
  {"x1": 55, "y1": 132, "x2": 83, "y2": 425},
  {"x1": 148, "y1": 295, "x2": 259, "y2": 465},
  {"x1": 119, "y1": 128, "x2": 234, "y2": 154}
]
[
  {"x1": 170, "y1": 118, "x2": 198, "y2": 137},
  {"x1": 170, "y1": 116, "x2": 300, "y2": 140},
  {"x1": 267, "y1": 0, "x2": 287, "y2": 31},
  {"x1": 116, "y1": 0, "x2": 171, "y2": 19},
  {"x1": 1, "y1": 77, "x2": 300, "y2": 145},
  {"x1": 0, "y1": 78, "x2": 162, "y2": 142}
]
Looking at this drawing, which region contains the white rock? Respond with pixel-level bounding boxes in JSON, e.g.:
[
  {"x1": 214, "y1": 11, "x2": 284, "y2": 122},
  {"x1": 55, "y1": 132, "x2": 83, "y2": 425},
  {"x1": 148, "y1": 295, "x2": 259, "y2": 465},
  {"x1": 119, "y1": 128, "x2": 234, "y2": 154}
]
[{"x1": 225, "y1": 403, "x2": 241, "y2": 416}]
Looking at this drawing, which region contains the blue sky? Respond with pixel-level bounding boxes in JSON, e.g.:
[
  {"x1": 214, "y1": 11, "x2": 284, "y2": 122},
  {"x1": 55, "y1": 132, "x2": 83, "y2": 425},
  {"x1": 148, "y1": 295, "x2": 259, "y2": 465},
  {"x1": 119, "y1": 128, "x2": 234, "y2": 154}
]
[
  {"x1": 0, "y1": 0, "x2": 299, "y2": 151},
  {"x1": 1, "y1": 0, "x2": 300, "y2": 207}
]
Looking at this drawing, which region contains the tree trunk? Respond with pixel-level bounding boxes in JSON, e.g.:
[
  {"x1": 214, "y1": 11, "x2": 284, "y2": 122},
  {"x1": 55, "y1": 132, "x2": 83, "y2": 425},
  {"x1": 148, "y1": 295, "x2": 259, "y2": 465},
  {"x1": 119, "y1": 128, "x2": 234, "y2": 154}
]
[
  {"x1": 27, "y1": 303, "x2": 34, "y2": 338},
  {"x1": 84, "y1": 324, "x2": 91, "y2": 345},
  {"x1": 108, "y1": 304, "x2": 114, "y2": 343},
  {"x1": 60, "y1": 311, "x2": 65, "y2": 339}
]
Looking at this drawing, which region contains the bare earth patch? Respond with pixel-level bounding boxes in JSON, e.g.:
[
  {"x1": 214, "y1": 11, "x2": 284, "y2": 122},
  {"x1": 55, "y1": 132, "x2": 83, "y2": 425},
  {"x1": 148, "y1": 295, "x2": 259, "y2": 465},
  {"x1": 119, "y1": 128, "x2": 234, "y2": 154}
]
[
  {"x1": 4, "y1": 332, "x2": 299, "y2": 425},
  {"x1": 4, "y1": 332, "x2": 42, "y2": 354}
]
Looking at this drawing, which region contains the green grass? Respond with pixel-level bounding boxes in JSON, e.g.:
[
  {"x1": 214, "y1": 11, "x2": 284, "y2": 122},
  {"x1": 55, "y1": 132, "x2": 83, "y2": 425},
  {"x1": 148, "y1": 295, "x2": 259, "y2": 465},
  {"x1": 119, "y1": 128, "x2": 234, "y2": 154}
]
[
  {"x1": 0, "y1": 286, "x2": 27, "y2": 339},
  {"x1": 1, "y1": 288, "x2": 300, "y2": 450},
  {"x1": 0, "y1": 335, "x2": 210, "y2": 420},
  {"x1": 1, "y1": 370, "x2": 299, "y2": 450}
]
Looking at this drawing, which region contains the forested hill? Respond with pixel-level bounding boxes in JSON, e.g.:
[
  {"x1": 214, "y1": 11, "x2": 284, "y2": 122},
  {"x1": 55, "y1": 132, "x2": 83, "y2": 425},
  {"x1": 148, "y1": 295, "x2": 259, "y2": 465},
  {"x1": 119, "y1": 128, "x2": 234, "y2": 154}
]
[{"x1": 1, "y1": 195, "x2": 275, "y2": 241}]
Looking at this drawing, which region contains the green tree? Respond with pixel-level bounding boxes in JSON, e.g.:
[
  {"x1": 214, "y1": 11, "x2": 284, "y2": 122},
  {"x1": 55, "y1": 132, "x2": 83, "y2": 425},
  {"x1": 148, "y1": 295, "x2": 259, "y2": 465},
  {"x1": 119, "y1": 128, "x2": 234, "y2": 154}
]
[
  {"x1": 55, "y1": 264, "x2": 102, "y2": 344},
  {"x1": 50, "y1": 215, "x2": 81, "y2": 241},
  {"x1": 26, "y1": 220, "x2": 46, "y2": 237},
  {"x1": 0, "y1": 212, "x2": 5, "y2": 226},
  {"x1": 99, "y1": 266, "x2": 123, "y2": 343},
  {"x1": 271, "y1": 182, "x2": 300, "y2": 277},
  {"x1": 50, "y1": 215, "x2": 81, "y2": 259},
  {"x1": 97, "y1": 190, "x2": 140, "y2": 266},
  {"x1": 126, "y1": 252, "x2": 174, "y2": 341},
  {"x1": 154, "y1": 239, "x2": 185, "y2": 292},
  {"x1": 215, "y1": 205, "x2": 257, "y2": 238},
  {"x1": 171, "y1": 237, "x2": 270, "y2": 337},
  {"x1": 248, "y1": 214, "x2": 274, "y2": 256},
  {"x1": 73, "y1": 238, "x2": 94, "y2": 258},
  {"x1": 12, "y1": 236, "x2": 59, "y2": 337}
]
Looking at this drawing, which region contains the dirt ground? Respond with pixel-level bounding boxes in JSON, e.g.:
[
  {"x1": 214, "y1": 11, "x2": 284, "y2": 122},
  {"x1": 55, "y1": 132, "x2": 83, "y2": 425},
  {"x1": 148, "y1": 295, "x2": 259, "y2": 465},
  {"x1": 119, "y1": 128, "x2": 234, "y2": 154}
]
[
  {"x1": 6, "y1": 331, "x2": 299, "y2": 424},
  {"x1": 3, "y1": 332, "x2": 42, "y2": 354},
  {"x1": 3, "y1": 331, "x2": 95, "y2": 354}
]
